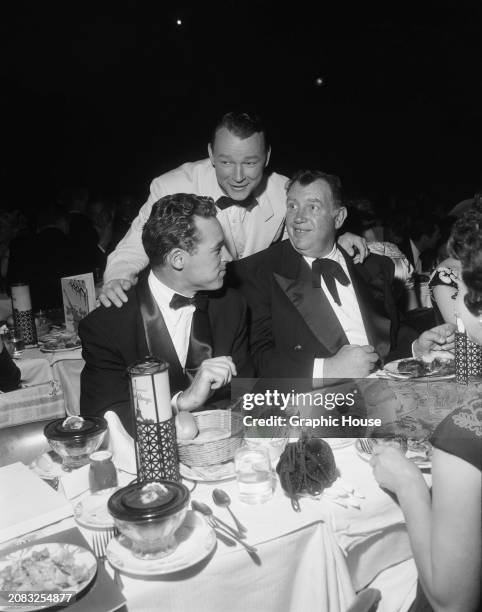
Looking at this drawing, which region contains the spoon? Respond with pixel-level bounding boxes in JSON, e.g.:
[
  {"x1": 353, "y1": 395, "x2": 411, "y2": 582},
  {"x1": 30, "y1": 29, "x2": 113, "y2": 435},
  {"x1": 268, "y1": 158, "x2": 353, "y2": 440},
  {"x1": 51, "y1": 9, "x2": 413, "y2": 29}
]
[
  {"x1": 191, "y1": 501, "x2": 258, "y2": 554},
  {"x1": 191, "y1": 500, "x2": 244, "y2": 538},
  {"x1": 212, "y1": 489, "x2": 248, "y2": 535}
]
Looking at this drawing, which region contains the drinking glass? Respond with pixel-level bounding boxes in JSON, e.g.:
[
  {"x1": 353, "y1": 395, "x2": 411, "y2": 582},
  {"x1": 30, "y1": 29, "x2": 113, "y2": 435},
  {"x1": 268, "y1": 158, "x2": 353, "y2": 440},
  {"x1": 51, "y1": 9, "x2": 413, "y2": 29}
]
[{"x1": 234, "y1": 444, "x2": 272, "y2": 504}]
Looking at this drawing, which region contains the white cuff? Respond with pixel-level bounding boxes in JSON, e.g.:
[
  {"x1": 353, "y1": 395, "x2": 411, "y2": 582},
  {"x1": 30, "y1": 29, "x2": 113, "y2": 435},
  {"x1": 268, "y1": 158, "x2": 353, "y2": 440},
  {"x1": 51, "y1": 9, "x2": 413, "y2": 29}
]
[
  {"x1": 313, "y1": 358, "x2": 324, "y2": 381},
  {"x1": 171, "y1": 391, "x2": 182, "y2": 414}
]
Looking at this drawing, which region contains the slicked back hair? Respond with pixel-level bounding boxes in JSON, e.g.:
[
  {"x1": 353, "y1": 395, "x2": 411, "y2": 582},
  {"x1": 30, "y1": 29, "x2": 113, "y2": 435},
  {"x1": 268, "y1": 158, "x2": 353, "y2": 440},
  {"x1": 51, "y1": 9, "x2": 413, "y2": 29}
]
[
  {"x1": 211, "y1": 111, "x2": 268, "y2": 151},
  {"x1": 142, "y1": 193, "x2": 217, "y2": 266}
]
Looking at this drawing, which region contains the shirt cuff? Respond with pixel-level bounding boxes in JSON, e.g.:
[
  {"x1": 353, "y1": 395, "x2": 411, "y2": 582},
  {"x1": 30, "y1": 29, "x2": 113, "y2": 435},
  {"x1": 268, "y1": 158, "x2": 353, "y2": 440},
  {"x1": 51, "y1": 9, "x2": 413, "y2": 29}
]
[
  {"x1": 171, "y1": 391, "x2": 182, "y2": 414},
  {"x1": 313, "y1": 358, "x2": 324, "y2": 380}
]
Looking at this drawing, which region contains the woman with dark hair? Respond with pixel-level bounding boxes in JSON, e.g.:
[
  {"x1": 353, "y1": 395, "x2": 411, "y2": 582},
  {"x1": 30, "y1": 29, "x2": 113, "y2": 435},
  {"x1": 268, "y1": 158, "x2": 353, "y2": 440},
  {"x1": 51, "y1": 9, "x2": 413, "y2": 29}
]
[
  {"x1": 0, "y1": 336, "x2": 21, "y2": 392},
  {"x1": 369, "y1": 222, "x2": 482, "y2": 611},
  {"x1": 429, "y1": 202, "x2": 482, "y2": 325}
]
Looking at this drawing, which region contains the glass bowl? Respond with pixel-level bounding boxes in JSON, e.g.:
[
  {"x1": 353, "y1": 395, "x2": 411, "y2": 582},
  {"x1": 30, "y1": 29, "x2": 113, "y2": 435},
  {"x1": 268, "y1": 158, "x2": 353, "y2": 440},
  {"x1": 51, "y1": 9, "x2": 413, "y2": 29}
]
[
  {"x1": 44, "y1": 416, "x2": 107, "y2": 470},
  {"x1": 108, "y1": 480, "x2": 190, "y2": 559}
]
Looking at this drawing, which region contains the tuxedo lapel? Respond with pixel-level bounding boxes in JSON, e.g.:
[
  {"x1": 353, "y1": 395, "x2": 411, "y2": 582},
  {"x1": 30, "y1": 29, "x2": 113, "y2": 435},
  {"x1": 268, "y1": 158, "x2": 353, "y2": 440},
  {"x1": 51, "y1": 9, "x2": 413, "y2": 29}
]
[
  {"x1": 136, "y1": 273, "x2": 187, "y2": 391},
  {"x1": 341, "y1": 250, "x2": 391, "y2": 359},
  {"x1": 273, "y1": 246, "x2": 347, "y2": 354}
]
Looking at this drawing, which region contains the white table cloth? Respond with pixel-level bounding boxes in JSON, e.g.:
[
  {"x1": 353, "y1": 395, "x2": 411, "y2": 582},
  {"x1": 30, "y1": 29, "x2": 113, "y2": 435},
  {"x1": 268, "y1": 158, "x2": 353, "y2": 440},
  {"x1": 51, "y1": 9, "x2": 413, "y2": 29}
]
[{"x1": 16, "y1": 346, "x2": 83, "y2": 415}]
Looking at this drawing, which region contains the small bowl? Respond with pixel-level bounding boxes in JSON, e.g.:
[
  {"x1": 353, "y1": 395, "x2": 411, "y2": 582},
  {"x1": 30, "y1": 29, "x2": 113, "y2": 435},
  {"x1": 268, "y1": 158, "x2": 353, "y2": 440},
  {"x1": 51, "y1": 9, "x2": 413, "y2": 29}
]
[
  {"x1": 108, "y1": 480, "x2": 189, "y2": 559},
  {"x1": 44, "y1": 416, "x2": 107, "y2": 470}
]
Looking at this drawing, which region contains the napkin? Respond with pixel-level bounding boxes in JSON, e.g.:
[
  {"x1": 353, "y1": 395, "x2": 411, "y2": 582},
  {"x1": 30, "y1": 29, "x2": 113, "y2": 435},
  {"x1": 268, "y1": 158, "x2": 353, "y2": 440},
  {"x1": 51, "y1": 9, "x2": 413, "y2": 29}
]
[
  {"x1": 0, "y1": 463, "x2": 72, "y2": 544},
  {"x1": 60, "y1": 464, "x2": 90, "y2": 500},
  {"x1": 104, "y1": 410, "x2": 136, "y2": 474}
]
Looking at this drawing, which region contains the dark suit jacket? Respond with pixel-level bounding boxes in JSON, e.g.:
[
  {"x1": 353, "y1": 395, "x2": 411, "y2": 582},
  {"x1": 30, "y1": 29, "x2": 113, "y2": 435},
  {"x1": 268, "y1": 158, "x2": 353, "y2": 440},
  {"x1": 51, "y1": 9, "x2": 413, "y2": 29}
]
[
  {"x1": 233, "y1": 240, "x2": 418, "y2": 379},
  {"x1": 79, "y1": 272, "x2": 253, "y2": 434},
  {"x1": 0, "y1": 346, "x2": 21, "y2": 392}
]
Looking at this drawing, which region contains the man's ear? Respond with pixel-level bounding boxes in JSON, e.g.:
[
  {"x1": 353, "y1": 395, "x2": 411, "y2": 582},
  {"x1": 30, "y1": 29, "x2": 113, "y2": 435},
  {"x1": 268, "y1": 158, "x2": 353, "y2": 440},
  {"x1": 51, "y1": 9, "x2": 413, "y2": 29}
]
[
  {"x1": 208, "y1": 143, "x2": 214, "y2": 165},
  {"x1": 264, "y1": 146, "x2": 271, "y2": 167},
  {"x1": 335, "y1": 206, "x2": 347, "y2": 230},
  {"x1": 167, "y1": 248, "x2": 185, "y2": 271}
]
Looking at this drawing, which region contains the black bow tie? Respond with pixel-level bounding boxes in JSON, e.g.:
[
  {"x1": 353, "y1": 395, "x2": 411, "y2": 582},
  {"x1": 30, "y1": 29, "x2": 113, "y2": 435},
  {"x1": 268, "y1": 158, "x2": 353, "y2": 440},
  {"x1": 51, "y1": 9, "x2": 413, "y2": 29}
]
[
  {"x1": 312, "y1": 258, "x2": 350, "y2": 306},
  {"x1": 169, "y1": 293, "x2": 208, "y2": 311},
  {"x1": 216, "y1": 195, "x2": 257, "y2": 210}
]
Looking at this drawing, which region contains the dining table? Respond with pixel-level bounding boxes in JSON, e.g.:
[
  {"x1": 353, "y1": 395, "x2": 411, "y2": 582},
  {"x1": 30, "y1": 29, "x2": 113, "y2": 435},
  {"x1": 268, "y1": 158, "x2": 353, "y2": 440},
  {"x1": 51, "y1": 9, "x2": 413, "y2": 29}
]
[
  {"x1": 1, "y1": 375, "x2": 478, "y2": 612},
  {"x1": 15, "y1": 345, "x2": 84, "y2": 416}
]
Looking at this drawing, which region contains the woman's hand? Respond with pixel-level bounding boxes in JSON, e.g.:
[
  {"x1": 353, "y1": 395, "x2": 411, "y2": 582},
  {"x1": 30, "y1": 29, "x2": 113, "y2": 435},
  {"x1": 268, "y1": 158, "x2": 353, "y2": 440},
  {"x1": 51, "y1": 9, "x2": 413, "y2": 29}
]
[{"x1": 369, "y1": 445, "x2": 424, "y2": 494}]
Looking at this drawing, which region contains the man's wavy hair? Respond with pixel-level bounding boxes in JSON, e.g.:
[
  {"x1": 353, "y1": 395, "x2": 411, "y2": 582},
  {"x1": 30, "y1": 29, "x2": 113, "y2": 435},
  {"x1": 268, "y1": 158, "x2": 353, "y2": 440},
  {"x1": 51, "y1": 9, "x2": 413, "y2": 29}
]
[
  {"x1": 211, "y1": 110, "x2": 269, "y2": 150},
  {"x1": 286, "y1": 169, "x2": 343, "y2": 208},
  {"x1": 142, "y1": 193, "x2": 217, "y2": 266}
]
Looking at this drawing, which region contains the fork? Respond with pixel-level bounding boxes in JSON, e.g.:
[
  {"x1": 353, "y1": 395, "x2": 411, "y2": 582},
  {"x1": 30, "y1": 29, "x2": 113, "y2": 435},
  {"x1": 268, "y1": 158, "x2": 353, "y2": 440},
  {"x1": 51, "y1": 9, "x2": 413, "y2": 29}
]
[
  {"x1": 358, "y1": 438, "x2": 374, "y2": 454},
  {"x1": 92, "y1": 529, "x2": 123, "y2": 589}
]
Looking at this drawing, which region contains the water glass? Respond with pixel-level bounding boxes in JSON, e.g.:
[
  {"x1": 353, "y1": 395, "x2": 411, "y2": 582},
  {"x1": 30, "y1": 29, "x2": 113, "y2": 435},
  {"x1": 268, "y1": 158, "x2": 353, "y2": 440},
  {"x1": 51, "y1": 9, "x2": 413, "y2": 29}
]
[
  {"x1": 234, "y1": 445, "x2": 272, "y2": 504},
  {"x1": 2, "y1": 329, "x2": 24, "y2": 357},
  {"x1": 244, "y1": 437, "x2": 288, "y2": 470}
]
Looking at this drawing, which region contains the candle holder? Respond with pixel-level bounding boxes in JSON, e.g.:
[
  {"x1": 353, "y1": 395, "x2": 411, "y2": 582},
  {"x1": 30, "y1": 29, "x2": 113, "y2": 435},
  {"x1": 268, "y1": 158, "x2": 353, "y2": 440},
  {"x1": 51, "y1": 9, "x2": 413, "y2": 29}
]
[
  {"x1": 128, "y1": 357, "x2": 180, "y2": 483},
  {"x1": 11, "y1": 283, "x2": 37, "y2": 347}
]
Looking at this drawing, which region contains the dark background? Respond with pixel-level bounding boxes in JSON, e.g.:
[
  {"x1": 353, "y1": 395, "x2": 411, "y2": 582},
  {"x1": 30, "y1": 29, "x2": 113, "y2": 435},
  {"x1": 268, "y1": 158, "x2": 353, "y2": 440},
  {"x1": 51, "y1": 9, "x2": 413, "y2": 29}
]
[{"x1": 1, "y1": 0, "x2": 481, "y2": 210}]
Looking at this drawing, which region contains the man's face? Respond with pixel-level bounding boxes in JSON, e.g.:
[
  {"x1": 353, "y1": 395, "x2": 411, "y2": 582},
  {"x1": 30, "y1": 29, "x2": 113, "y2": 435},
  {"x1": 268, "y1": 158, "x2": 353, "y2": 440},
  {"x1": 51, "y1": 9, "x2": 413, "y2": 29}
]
[
  {"x1": 182, "y1": 216, "x2": 226, "y2": 292},
  {"x1": 208, "y1": 127, "x2": 270, "y2": 201},
  {"x1": 285, "y1": 179, "x2": 347, "y2": 258}
]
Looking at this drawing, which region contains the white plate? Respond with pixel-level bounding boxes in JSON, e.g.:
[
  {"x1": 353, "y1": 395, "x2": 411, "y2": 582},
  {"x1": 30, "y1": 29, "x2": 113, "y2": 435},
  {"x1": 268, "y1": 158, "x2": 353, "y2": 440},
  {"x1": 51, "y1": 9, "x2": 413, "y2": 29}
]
[
  {"x1": 355, "y1": 439, "x2": 432, "y2": 468},
  {"x1": 74, "y1": 488, "x2": 118, "y2": 529},
  {"x1": 0, "y1": 543, "x2": 97, "y2": 611},
  {"x1": 180, "y1": 461, "x2": 236, "y2": 482},
  {"x1": 39, "y1": 345, "x2": 81, "y2": 354},
  {"x1": 106, "y1": 510, "x2": 216, "y2": 576},
  {"x1": 383, "y1": 359, "x2": 455, "y2": 382}
]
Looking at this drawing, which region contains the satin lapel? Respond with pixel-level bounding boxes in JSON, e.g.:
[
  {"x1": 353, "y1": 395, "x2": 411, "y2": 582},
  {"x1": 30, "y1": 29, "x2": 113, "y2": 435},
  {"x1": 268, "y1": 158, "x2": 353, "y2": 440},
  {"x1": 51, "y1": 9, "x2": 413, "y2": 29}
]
[
  {"x1": 341, "y1": 251, "x2": 391, "y2": 359},
  {"x1": 136, "y1": 274, "x2": 187, "y2": 389},
  {"x1": 273, "y1": 253, "x2": 347, "y2": 354}
]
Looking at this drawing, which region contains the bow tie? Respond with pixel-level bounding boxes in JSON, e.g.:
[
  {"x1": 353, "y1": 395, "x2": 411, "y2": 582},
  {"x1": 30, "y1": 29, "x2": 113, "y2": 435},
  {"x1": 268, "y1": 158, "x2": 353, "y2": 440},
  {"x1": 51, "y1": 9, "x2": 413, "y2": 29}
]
[
  {"x1": 312, "y1": 258, "x2": 350, "y2": 306},
  {"x1": 216, "y1": 195, "x2": 257, "y2": 210},
  {"x1": 169, "y1": 293, "x2": 208, "y2": 311}
]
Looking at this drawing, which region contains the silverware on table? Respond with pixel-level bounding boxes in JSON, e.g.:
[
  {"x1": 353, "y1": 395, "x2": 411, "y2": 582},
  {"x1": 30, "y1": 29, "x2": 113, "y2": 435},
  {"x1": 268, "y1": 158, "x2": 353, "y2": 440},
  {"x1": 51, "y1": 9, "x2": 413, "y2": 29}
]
[
  {"x1": 191, "y1": 500, "x2": 245, "y2": 539},
  {"x1": 92, "y1": 528, "x2": 123, "y2": 590},
  {"x1": 212, "y1": 489, "x2": 248, "y2": 535},
  {"x1": 358, "y1": 438, "x2": 374, "y2": 454},
  {"x1": 191, "y1": 501, "x2": 258, "y2": 554}
]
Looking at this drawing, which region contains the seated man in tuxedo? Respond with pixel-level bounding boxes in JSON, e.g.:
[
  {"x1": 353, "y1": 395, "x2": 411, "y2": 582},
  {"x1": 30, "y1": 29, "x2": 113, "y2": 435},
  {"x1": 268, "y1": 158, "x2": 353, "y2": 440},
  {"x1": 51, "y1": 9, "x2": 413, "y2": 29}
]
[
  {"x1": 234, "y1": 169, "x2": 452, "y2": 382},
  {"x1": 80, "y1": 193, "x2": 253, "y2": 434}
]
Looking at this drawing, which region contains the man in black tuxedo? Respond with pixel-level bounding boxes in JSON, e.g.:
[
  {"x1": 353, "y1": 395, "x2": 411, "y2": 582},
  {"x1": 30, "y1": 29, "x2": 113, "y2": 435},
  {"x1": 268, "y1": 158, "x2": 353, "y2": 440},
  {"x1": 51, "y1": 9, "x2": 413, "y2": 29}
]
[
  {"x1": 235, "y1": 170, "x2": 452, "y2": 382},
  {"x1": 80, "y1": 194, "x2": 253, "y2": 434}
]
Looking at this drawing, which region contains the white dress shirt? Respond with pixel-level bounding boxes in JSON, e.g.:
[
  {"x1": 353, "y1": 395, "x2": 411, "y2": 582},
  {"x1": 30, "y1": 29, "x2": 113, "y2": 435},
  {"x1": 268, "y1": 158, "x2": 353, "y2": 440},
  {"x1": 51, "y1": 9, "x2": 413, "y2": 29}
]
[
  {"x1": 147, "y1": 271, "x2": 194, "y2": 368},
  {"x1": 105, "y1": 158, "x2": 288, "y2": 283},
  {"x1": 305, "y1": 245, "x2": 369, "y2": 379}
]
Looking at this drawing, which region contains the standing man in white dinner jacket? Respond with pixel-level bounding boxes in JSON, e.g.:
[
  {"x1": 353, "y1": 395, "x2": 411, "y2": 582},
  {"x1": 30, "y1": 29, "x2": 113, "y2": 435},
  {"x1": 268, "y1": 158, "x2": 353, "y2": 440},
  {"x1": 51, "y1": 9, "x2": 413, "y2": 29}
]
[{"x1": 99, "y1": 110, "x2": 367, "y2": 307}]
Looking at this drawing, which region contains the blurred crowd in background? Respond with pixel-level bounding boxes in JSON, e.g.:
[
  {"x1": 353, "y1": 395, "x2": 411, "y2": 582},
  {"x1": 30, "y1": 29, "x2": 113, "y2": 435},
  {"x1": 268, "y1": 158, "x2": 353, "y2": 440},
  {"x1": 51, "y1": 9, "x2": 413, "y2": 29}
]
[{"x1": 1, "y1": 183, "x2": 479, "y2": 316}]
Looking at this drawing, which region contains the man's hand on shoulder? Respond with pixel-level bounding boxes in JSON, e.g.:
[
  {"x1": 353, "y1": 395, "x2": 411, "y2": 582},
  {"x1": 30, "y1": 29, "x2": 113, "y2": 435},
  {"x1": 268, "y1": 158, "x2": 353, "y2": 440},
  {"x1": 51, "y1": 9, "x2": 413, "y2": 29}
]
[
  {"x1": 98, "y1": 279, "x2": 134, "y2": 308},
  {"x1": 338, "y1": 232, "x2": 369, "y2": 264},
  {"x1": 324, "y1": 344, "x2": 379, "y2": 379},
  {"x1": 177, "y1": 357, "x2": 236, "y2": 411}
]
